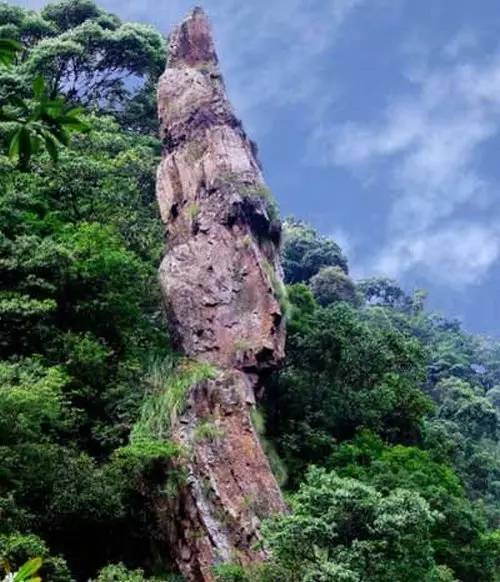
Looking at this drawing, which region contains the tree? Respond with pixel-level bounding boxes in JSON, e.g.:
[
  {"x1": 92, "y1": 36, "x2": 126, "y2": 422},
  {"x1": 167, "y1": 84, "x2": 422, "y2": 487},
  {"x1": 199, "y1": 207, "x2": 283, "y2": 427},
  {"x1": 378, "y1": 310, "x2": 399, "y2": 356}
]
[
  {"x1": 0, "y1": 97, "x2": 168, "y2": 578},
  {"x1": 329, "y1": 432, "x2": 500, "y2": 581},
  {"x1": 357, "y1": 277, "x2": 414, "y2": 311},
  {"x1": 286, "y1": 283, "x2": 317, "y2": 335},
  {"x1": 261, "y1": 466, "x2": 443, "y2": 582},
  {"x1": 265, "y1": 302, "x2": 431, "y2": 483},
  {"x1": 434, "y1": 377, "x2": 498, "y2": 441},
  {"x1": 282, "y1": 218, "x2": 348, "y2": 283},
  {"x1": 0, "y1": 0, "x2": 166, "y2": 131},
  {"x1": 309, "y1": 266, "x2": 360, "y2": 307}
]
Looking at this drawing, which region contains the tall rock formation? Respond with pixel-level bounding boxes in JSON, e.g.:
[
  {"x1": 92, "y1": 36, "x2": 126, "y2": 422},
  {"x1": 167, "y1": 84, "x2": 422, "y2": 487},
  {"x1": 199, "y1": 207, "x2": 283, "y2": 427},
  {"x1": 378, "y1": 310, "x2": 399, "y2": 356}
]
[{"x1": 155, "y1": 7, "x2": 287, "y2": 581}]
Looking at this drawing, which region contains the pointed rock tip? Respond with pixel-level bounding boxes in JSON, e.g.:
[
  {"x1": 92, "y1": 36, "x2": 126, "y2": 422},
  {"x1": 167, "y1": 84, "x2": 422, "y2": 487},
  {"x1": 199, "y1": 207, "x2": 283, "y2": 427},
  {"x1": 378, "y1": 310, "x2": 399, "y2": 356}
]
[
  {"x1": 167, "y1": 5, "x2": 218, "y2": 69},
  {"x1": 191, "y1": 6, "x2": 207, "y2": 17}
]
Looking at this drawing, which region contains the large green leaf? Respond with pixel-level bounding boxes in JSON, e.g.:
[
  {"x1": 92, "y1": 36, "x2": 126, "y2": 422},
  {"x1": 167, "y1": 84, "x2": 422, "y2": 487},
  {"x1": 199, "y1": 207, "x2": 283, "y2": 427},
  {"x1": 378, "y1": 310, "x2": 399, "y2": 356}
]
[
  {"x1": 13, "y1": 558, "x2": 43, "y2": 582},
  {"x1": 0, "y1": 38, "x2": 22, "y2": 68},
  {"x1": 42, "y1": 132, "x2": 59, "y2": 163},
  {"x1": 1, "y1": 71, "x2": 91, "y2": 168},
  {"x1": 8, "y1": 127, "x2": 22, "y2": 159},
  {"x1": 32, "y1": 76, "x2": 46, "y2": 100}
]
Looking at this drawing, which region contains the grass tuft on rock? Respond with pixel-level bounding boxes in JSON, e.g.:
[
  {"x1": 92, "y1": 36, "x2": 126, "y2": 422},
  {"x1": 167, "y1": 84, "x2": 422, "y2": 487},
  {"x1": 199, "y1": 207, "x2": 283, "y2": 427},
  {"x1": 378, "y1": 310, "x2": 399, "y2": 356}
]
[{"x1": 132, "y1": 357, "x2": 218, "y2": 441}]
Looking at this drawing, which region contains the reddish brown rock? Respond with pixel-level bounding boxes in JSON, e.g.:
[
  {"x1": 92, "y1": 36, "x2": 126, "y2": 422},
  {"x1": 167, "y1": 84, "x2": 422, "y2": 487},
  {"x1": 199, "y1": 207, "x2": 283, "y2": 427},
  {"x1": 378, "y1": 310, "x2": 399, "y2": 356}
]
[{"x1": 156, "y1": 7, "x2": 287, "y2": 581}]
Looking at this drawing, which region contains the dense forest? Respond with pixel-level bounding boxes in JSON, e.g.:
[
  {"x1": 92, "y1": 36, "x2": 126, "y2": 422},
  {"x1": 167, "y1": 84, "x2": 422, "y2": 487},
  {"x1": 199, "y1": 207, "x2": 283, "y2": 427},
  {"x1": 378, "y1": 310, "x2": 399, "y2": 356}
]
[{"x1": 0, "y1": 1, "x2": 498, "y2": 581}]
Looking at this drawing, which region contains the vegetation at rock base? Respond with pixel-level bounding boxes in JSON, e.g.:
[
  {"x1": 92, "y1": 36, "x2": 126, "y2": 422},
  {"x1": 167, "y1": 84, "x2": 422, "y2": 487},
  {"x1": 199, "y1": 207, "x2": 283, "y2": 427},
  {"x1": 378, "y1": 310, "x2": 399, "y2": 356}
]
[
  {"x1": 0, "y1": 1, "x2": 498, "y2": 581},
  {"x1": 0, "y1": 4, "x2": 179, "y2": 577}
]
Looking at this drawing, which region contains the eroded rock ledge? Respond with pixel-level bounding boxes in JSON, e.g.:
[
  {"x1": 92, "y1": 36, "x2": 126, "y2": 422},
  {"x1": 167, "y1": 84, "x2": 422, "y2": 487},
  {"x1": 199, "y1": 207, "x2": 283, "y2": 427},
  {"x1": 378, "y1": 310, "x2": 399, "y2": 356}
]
[{"x1": 156, "y1": 7, "x2": 287, "y2": 581}]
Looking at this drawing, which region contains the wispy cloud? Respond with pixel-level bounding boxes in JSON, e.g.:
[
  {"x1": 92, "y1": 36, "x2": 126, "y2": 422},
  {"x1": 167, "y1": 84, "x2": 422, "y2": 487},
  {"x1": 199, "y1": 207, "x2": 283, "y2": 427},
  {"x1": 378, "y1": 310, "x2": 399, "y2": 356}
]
[
  {"x1": 375, "y1": 223, "x2": 500, "y2": 285},
  {"x1": 443, "y1": 29, "x2": 478, "y2": 59},
  {"x1": 208, "y1": 0, "x2": 367, "y2": 125},
  {"x1": 328, "y1": 225, "x2": 356, "y2": 258},
  {"x1": 312, "y1": 44, "x2": 500, "y2": 285}
]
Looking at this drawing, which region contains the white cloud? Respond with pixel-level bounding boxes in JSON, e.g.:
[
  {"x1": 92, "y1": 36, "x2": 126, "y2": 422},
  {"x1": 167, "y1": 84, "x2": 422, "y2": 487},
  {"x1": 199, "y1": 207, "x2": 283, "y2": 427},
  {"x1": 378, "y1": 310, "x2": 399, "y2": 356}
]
[
  {"x1": 313, "y1": 49, "x2": 500, "y2": 285},
  {"x1": 208, "y1": 0, "x2": 367, "y2": 124},
  {"x1": 375, "y1": 223, "x2": 500, "y2": 285},
  {"x1": 443, "y1": 30, "x2": 478, "y2": 59},
  {"x1": 328, "y1": 226, "x2": 355, "y2": 257}
]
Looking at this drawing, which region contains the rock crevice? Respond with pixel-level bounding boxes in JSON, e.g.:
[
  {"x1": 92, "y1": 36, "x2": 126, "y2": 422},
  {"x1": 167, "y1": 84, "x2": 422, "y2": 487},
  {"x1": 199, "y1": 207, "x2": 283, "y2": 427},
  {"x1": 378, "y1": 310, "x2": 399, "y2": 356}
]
[{"x1": 156, "y1": 8, "x2": 286, "y2": 580}]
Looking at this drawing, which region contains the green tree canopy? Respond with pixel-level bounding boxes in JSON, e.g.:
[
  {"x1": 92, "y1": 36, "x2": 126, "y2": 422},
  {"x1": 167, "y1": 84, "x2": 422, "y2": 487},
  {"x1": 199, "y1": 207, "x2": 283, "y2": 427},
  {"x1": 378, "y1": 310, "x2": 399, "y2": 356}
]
[
  {"x1": 261, "y1": 466, "x2": 445, "y2": 582},
  {"x1": 309, "y1": 265, "x2": 360, "y2": 307},
  {"x1": 282, "y1": 218, "x2": 348, "y2": 284},
  {"x1": 265, "y1": 300, "x2": 431, "y2": 483},
  {"x1": 0, "y1": 0, "x2": 165, "y2": 131}
]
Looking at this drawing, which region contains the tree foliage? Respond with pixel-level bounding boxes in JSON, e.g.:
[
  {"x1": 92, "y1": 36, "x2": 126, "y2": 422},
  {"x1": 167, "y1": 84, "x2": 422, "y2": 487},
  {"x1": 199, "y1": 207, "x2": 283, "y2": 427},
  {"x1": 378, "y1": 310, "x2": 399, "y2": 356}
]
[
  {"x1": 0, "y1": 0, "x2": 165, "y2": 132},
  {"x1": 0, "y1": 34, "x2": 90, "y2": 169},
  {"x1": 262, "y1": 220, "x2": 500, "y2": 580},
  {"x1": 309, "y1": 266, "x2": 360, "y2": 307},
  {"x1": 0, "y1": 38, "x2": 20, "y2": 67},
  {"x1": 282, "y1": 218, "x2": 348, "y2": 283},
  {"x1": 0, "y1": 74, "x2": 90, "y2": 169},
  {"x1": 0, "y1": 2, "x2": 499, "y2": 581},
  {"x1": 261, "y1": 467, "x2": 445, "y2": 582},
  {"x1": 265, "y1": 299, "x2": 431, "y2": 483},
  {"x1": 0, "y1": 24, "x2": 172, "y2": 572}
]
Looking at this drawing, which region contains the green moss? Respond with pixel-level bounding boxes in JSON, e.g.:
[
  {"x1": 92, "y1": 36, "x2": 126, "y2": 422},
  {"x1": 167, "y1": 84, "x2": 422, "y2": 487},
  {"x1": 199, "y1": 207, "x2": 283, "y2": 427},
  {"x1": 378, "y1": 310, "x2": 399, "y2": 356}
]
[
  {"x1": 114, "y1": 438, "x2": 181, "y2": 466},
  {"x1": 234, "y1": 338, "x2": 252, "y2": 351},
  {"x1": 194, "y1": 60, "x2": 216, "y2": 74},
  {"x1": 213, "y1": 505, "x2": 232, "y2": 526},
  {"x1": 241, "y1": 184, "x2": 280, "y2": 221},
  {"x1": 250, "y1": 407, "x2": 266, "y2": 435},
  {"x1": 251, "y1": 407, "x2": 288, "y2": 487},
  {"x1": 184, "y1": 140, "x2": 206, "y2": 163},
  {"x1": 186, "y1": 202, "x2": 200, "y2": 220},
  {"x1": 241, "y1": 234, "x2": 252, "y2": 248},
  {"x1": 216, "y1": 173, "x2": 280, "y2": 222},
  {"x1": 212, "y1": 563, "x2": 249, "y2": 582},
  {"x1": 194, "y1": 418, "x2": 225, "y2": 443},
  {"x1": 218, "y1": 170, "x2": 242, "y2": 185},
  {"x1": 262, "y1": 259, "x2": 291, "y2": 319}
]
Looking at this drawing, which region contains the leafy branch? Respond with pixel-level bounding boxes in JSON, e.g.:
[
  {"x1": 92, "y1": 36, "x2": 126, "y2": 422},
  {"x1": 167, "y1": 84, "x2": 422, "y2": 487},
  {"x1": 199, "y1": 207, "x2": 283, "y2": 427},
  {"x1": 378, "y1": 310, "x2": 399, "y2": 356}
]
[
  {"x1": 1, "y1": 558, "x2": 43, "y2": 582},
  {"x1": 0, "y1": 39, "x2": 22, "y2": 68},
  {"x1": 0, "y1": 39, "x2": 90, "y2": 170}
]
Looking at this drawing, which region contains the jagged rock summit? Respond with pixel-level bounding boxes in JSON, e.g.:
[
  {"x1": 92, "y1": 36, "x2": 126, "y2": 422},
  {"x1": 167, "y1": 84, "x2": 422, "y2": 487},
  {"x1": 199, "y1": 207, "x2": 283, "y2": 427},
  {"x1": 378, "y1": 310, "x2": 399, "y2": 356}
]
[{"x1": 156, "y1": 7, "x2": 287, "y2": 581}]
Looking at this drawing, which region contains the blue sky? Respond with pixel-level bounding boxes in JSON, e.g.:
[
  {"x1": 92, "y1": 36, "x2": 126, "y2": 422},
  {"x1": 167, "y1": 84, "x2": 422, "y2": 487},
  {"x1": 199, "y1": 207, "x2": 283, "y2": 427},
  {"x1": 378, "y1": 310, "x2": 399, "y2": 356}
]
[{"x1": 13, "y1": 0, "x2": 500, "y2": 335}]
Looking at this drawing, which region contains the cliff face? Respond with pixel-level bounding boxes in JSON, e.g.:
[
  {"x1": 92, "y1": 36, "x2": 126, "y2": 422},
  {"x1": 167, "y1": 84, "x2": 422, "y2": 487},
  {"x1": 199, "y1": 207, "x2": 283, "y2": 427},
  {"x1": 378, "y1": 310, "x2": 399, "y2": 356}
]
[{"x1": 156, "y1": 8, "x2": 287, "y2": 580}]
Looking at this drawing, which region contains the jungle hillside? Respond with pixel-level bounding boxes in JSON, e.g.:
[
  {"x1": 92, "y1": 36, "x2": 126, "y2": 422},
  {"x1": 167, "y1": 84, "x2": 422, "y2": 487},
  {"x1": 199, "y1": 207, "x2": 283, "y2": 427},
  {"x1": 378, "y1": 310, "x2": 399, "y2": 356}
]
[{"x1": 0, "y1": 1, "x2": 499, "y2": 581}]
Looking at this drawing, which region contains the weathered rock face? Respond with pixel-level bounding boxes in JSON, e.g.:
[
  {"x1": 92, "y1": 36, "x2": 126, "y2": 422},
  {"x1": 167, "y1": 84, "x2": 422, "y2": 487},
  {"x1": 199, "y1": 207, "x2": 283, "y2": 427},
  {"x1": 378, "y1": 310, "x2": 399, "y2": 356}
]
[{"x1": 156, "y1": 7, "x2": 287, "y2": 581}]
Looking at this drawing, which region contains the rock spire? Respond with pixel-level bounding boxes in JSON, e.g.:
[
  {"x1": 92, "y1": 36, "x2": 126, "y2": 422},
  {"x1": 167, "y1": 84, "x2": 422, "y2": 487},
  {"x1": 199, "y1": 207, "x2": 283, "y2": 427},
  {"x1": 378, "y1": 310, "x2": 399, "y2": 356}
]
[{"x1": 156, "y1": 8, "x2": 287, "y2": 580}]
